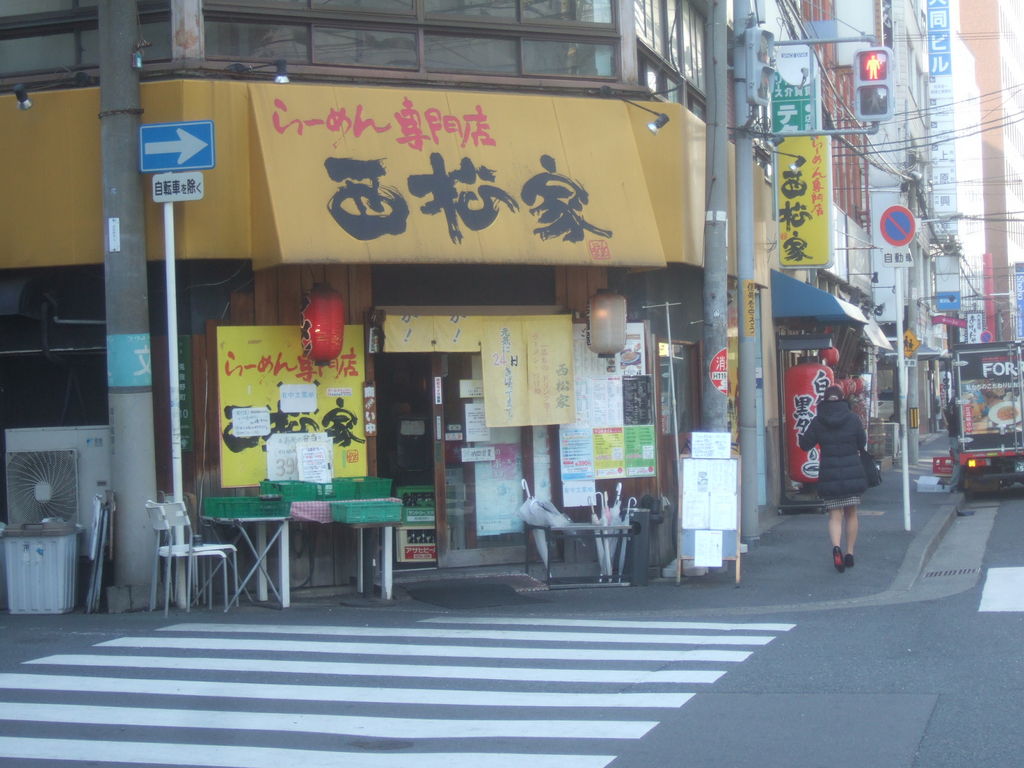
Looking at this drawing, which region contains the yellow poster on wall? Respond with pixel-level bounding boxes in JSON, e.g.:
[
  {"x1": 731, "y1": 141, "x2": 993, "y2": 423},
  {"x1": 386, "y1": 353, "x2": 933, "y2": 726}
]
[
  {"x1": 217, "y1": 325, "x2": 367, "y2": 487},
  {"x1": 776, "y1": 135, "x2": 833, "y2": 268}
]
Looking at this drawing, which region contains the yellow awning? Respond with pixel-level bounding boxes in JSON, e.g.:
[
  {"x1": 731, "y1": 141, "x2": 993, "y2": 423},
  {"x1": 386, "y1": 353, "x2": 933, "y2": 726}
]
[{"x1": 0, "y1": 81, "x2": 714, "y2": 270}]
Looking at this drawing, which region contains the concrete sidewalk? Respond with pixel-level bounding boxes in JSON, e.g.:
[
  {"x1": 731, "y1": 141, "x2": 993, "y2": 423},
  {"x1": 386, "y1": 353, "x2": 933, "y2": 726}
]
[{"x1": 387, "y1": 432, "x2": 965, "y2": 617}]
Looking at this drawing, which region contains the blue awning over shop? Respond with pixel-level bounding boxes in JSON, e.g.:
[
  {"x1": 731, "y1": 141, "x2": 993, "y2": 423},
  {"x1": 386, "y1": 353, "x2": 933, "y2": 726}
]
[{"x1": 771, "y1": 270, "x2": 868, "y2": 325}]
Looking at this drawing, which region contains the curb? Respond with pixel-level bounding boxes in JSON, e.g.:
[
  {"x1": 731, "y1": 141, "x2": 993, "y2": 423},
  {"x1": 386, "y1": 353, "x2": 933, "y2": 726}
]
[{"x1": 887, "y1": 492, "x2": 961, "y2": 593}]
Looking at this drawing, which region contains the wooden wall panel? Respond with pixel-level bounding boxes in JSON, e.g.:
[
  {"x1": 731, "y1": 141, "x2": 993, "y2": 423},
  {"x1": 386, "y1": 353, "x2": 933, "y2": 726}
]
[{"x1": 253, "y1": 267, "x2": 278, "y2": 324}]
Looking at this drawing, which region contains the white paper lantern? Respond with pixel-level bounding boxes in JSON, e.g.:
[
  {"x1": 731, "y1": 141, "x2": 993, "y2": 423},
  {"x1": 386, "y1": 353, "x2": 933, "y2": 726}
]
[{"x1": 587, "y1": 290, "x2": 627, "y2": 357}]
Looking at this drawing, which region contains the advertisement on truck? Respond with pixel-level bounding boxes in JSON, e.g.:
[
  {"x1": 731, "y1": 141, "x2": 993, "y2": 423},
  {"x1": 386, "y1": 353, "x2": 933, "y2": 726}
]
[{"x1": 952, "y1": 342, "x2": 1024, "y2": 495}]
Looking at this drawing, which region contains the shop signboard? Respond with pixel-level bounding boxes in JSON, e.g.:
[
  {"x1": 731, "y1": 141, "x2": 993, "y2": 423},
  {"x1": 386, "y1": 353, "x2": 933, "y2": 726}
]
[{"x1": 216, "y1": 325, "x2": 366, "y2": 487}]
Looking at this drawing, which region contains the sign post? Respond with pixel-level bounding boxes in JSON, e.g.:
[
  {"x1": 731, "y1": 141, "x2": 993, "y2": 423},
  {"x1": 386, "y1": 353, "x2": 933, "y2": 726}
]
[{"x1": 140, "y1": 121, "x2": 215, "y2": 506}]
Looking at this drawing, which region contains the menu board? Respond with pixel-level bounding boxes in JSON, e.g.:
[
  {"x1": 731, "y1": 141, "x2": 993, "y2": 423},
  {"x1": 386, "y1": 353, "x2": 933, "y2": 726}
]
[{"x1": 623, "y1": 376, "x2": 653, "y2": 426}]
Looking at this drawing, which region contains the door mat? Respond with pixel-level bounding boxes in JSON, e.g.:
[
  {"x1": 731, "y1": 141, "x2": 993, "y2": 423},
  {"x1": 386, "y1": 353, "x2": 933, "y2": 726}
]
[{"x1": 402, "y1": 578, "x2": 548, "y2": 609}]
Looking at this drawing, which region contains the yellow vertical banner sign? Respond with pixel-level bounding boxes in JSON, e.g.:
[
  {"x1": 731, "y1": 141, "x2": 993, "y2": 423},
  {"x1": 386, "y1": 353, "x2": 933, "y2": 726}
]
[
  {"x1": 481, "y1": 317, "x2": 529, "y2": 427},
  {"x1": 524, "y1": 315, "x2": 575, "y2": 425},
  {"x1": 217, "y1": 325, "x2": 367, "y2": 487},
  {"x1": 776, "y1": 136, "x2": 833, "y2": 269},
  {"x1": 742, "y1": 279, "x2": 758, "y2": 337}
]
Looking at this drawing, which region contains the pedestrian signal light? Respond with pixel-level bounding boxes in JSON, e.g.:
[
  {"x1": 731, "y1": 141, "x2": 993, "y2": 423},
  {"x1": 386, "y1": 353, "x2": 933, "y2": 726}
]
[
  {"x1": 853, "y1": 47, "x2": 895, "y2": 122},
  {"x1": 744, "y1": 28, "x2": 776, "y2": 108}
]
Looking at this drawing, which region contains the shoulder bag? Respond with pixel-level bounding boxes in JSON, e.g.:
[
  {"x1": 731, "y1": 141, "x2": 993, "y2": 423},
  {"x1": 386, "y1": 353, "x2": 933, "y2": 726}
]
[{"x1": 860, "y1": 450, "x2": 882, "y2": 487}]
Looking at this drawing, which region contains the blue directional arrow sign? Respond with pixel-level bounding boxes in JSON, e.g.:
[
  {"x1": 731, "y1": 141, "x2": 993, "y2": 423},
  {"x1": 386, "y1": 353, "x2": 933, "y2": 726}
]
[{"x1": 139, "y1": 120, "x2": 215, "y2": 173}]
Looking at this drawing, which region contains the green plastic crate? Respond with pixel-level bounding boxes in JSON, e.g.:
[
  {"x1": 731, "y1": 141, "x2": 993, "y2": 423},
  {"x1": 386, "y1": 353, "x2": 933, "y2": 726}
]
[
  {"x1": 402, "y1": 506, "x2": 436, "y2": 525},
  {"x1": 332, "y1": 476, "x2": 393, "y2": 500},
  {"x1": 203, "y1": 496, "x2": 290, "y2": 519},
  {"x1": 259, "y1": 480, "x2": 335, "y2": 501},
  {"x1": 330, "y1": 499, "x2": 402, "y2": 524},
  {"x1": 396, "y1": 485, "x2": 434, "y2": 507}
]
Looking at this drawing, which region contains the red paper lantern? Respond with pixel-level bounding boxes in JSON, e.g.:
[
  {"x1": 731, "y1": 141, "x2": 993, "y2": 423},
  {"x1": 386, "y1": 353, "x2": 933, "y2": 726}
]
[
  {"x1": 783, "y1": 362, "x2": 834, "y2": 483},
  {"x1": 820, "y1": 347, "x2": 840, "y2": 366},
  {"x1": 300, "y1": 284, "x2": 345, "y2": 364}
]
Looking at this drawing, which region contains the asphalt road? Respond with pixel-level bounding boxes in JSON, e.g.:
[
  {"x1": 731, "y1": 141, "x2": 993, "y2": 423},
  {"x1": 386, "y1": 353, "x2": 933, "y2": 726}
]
[{"x1": 0, "y1": 488, "x2": 1020, "y2": 767}]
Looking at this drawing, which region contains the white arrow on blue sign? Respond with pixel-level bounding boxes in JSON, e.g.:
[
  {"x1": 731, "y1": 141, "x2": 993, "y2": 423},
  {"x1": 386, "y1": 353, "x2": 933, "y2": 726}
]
[{"x1": 139, "y1": 120, "x2": 215, "y2": 173}]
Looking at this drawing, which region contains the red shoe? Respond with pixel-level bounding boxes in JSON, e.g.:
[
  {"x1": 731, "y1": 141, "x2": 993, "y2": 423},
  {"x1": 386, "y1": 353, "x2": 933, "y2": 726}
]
[
  {"x1": 844, "y1": 553, "x2": 855, "y2": 568},
  {"x1": 833, "y1": 546, "x2": 846, "y2": 573}
]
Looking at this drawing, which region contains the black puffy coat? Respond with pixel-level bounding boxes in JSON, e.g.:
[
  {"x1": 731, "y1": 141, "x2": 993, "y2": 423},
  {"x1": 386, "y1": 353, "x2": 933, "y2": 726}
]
[{"x1": 798, "y1": 399, "x2": 868, "y2": 499}]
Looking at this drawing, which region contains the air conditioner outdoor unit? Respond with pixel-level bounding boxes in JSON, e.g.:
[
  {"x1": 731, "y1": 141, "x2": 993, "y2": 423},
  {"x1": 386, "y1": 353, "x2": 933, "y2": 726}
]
[{"x1": 4, "y1": 426, "x2": 112, "y2": 550}]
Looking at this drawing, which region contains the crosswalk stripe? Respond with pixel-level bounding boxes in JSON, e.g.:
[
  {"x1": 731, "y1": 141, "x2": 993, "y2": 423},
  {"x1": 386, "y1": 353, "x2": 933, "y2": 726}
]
[
  {"x1": 0, "y1": 617, "x2": 791, "y2": 766},
  {"x1": 0, "y1": 673, "x2": 695, "y2": 708},
  {"x1": 0, "y1": 702, "x2": 658, "y2": 740},
  {"x1": 420, "y1": 617, "x2": 796, "y2": 632},
  {"x1": 0, "y1": 737, "x2": 617, "y2": 768},
  {"x1": 161, "y1": 623, "x2": 775, "y2": 646},
  {"x1": 98, "y1": 636, "x2": 752, "y2": 663},
  {"x1": 29, "y1": 654, "x2": 726, "y2": 685},
  {"x1": 979, "y1": 567, "x2": 1024, "y2": 611}
]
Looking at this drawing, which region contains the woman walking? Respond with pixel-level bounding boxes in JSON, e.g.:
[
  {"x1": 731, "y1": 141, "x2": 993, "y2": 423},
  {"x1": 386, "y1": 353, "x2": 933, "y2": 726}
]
[{"x1": 798, "y1": 384, "x2": 869, "y2": 573}]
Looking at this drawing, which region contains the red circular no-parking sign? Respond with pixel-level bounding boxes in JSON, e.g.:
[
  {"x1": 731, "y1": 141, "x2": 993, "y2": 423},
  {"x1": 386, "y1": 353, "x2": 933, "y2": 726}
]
[{"x1": 879, "y1": 205, "x2": 916, "y2": 247}]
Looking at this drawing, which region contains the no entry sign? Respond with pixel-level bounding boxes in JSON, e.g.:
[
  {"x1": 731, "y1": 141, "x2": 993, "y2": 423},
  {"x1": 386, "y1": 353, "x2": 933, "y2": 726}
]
[{"x1": 879, "y1": 205, "x2": 916, "y2": 247}]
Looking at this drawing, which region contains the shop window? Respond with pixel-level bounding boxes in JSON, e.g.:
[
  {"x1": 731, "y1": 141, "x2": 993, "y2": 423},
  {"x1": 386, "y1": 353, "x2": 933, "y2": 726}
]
[
  {"x1": 317, "y1": 0, "x2": 414, "y2": 11},
  {"x1": 424, "y1": 33, "x2": 518, "y2": 74},
  {"x1": 314, "y1": 26, "x2": 418, "y2": 69},
  {"x1": 524, "y1": 0, "x2": 614, "y2": 23},
  {"x1": 426, "y1": 0, "x2": 516, "y2": 18},
  {"x1": 523, "y1": 39, "x2": 615, "y2": 77},
  {"x1": 206, "y1": 20, "x2": 309, "y2": 62}
]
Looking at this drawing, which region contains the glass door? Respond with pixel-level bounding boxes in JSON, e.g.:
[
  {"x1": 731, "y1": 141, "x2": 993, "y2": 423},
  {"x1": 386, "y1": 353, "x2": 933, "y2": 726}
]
[{"x1": 436, "y1": 353, "x2": 526, "y2": 567}]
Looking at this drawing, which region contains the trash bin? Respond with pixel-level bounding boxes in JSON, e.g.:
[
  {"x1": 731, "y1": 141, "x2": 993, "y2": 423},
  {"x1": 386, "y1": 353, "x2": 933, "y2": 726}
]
[
  {"x1": 3, "y1": 521, "x2": 78, "y2": 614},
  {"x1": 627, "y1": 506, "x2": 651, "y2": 586}
]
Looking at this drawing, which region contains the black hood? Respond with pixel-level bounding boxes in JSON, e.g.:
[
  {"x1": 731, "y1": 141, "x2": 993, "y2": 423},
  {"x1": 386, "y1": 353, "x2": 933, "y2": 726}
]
[{"x1": 817, "y1": 398, "x2": 852, "y2": 427}]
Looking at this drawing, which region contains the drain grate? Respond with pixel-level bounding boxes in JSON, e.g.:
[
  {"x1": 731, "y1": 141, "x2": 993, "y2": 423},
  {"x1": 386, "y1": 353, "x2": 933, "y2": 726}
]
[{"x1": 924, "y1": 568, "x2": 980, "y2": 578}]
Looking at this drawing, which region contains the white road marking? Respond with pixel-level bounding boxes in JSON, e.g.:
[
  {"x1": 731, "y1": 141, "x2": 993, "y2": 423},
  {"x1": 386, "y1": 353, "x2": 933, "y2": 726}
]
[
  {"x1": 0, "y1": 702, "x2": 658, "y2": 740},
  {"x1": 28, "y1": 654, "x2": 725, "y2": 685},
  {"x1": 0, "y1": 673, "x2": 695, "y2": 708},
  {"x1": 979, "y1": 567, "x2": 1024, "y2": 612},
  {"x1": 0, "y1": 737, "x2": 617, "y2": 768},
  {"x1": 160, "y1": 623, "x2": 775, "y2": 646},
  {"x1": 420, "y1": 617, "x2": 796, "y2": 632},
  {"x1": 98, "y1": 636, "x2": 752, "y2": 663}
]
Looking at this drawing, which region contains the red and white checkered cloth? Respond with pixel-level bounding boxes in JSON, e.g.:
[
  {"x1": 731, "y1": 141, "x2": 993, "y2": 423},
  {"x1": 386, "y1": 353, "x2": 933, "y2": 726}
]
[{"x1": 289, "y1": 501, "x2": 331, "y2": 523}]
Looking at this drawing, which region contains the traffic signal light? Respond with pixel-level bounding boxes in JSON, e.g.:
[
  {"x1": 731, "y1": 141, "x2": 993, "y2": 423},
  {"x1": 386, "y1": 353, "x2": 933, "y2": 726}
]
[
  {"x1": 744, "y1": 28, "x2": 776, "y2": 107},
  {"x1": 853, "y1": 46, "x2": 895, "y2": 122}
]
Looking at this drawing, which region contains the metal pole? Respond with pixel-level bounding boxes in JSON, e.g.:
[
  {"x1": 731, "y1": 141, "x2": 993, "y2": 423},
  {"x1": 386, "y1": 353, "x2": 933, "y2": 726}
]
[
  {"x1": 907, "y1": 245, "x2": 921, "y2": 465},
  {"x1": 643, "y1": 301, "x2": 683, "y2": 581},
  {"x1": 733, "y1": 12, "x2": 760, "y2": 543},
  {"x1": 895, "y1": 266, "x2": 912, "y2": 530},
  {"x1": 99, "y1": 0, "x2": 158, "y2": 587},
  {"x1": 701, "y1": 0, "x2": 730, "y2": 432},
  {"x1": 164, "y1": 202, "x2": 183, "y2": 503}
]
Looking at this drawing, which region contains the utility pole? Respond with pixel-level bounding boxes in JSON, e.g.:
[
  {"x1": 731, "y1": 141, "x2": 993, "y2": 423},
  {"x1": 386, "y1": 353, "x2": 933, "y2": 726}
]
[
  {"x1": 99, "y1": 0, "x2": 158, "y2": 588},
  {"x1": 702, "y1": 0, "x2": 730, "y2": 432},
  {"x1": 733, "y1": 5, "x2": 760, "y2": 541}
]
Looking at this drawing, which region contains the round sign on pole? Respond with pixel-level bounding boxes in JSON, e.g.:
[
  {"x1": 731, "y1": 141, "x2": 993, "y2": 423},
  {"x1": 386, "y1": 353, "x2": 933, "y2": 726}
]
[
  {"x1": 880, "y1": 205, "x2": 916, "y2": 247},
  {"x1": 709, "y1": 348, "x2": 729, "y2": 395},
  {"x1": 980, "y1": 330, "x2": 993, "y2": 343}
]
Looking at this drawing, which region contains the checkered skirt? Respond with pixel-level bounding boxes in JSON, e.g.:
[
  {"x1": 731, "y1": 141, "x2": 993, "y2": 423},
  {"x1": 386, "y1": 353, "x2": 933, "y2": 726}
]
[{"x1": 823, "y1": 495, "x2": 861, "y2": 510}]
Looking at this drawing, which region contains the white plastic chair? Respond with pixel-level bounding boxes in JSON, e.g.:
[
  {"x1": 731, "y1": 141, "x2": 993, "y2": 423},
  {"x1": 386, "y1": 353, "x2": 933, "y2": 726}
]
[{"x1": 147, "y1": 500, "x2": 238, "y2": 615}]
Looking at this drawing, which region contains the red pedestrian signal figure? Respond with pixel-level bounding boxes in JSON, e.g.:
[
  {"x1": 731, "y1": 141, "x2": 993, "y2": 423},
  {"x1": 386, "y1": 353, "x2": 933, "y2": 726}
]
[{"x1": 853, "y1": 47, "x2": 895, "y2": 122}]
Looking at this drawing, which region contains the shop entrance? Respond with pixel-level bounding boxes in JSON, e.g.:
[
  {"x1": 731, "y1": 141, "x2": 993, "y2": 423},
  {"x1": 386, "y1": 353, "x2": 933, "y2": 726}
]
[{"x1": 376, "y1": 352, "x2": 526, "y2": 569}]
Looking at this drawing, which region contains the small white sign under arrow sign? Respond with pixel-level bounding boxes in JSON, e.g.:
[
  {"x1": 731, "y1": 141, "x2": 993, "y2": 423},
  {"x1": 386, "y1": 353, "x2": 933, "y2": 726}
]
[{"x1": 152, "y1": 171, "x2": 204, "y2": 203}]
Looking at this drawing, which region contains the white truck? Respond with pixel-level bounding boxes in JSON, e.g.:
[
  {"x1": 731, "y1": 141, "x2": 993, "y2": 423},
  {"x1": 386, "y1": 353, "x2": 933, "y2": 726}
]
[{"x1": 951, "y1": 341, "x2": 1024, "y2": 495}]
